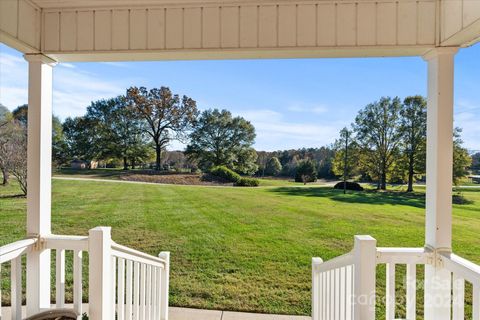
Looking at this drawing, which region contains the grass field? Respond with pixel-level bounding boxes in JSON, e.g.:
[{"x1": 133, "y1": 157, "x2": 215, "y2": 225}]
[{"x1": 1, "y1": 177, "x2": 479, "y2": 317}]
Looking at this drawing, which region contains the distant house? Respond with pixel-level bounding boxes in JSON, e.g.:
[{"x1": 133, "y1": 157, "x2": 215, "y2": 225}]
[
  {"x1": 71, "y1": 159, "x2": 98, "y2": 169},
  {"x1": 469, "y1": 175, "x2": 480, "y2": 184}
]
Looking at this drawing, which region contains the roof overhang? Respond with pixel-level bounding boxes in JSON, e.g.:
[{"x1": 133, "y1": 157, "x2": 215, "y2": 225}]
[{"x1": 1, "y1": 0, "x2": 479, "y2": 62}]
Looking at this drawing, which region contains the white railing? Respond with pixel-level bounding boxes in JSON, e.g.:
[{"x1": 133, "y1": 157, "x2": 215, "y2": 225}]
[
  {"x1": 88, "y1": 227, "x2": 170, "y2": 320},
  {"x1": 440, "y1": 253, "x2": 480, "y2": 320},
  {"x1": 312, "y1": 235, "x2": 377, "y2": 320},
  {"x1": 376, "y1": 247, "x2": 430, "y2": 320},
  {"x1": 313, "y1": 235, "x2": 480, "y2": 320},
  {"x1": 0, "y1": 227, "x2": 169, "y2": 320},
  {"x1": 0, "y1": 238, "x2": 38, "y2": 320},
  {"x1": 45, "y1": 234, "x2": 89, "y2": 317},
  {"x1": 111, "y1": 242, "x2": 170, "y2": 320},
  {"x1": 312, "y1": 253, "x2": 354, "y2": 320}
]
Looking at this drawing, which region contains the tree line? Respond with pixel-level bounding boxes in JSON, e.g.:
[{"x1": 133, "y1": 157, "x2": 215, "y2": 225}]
[
  {"x1": 0, "y1": 91, "x2": 475, "y2": 194},
  {"x1": 331, "y1": 96, "x2": 472, "y2": 191}
]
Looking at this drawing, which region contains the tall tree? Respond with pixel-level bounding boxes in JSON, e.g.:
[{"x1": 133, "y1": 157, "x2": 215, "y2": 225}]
[
  {"x1": 9, "y1": 104, "x2": 69, "y2": 168},
  {"x1": 12, "y1": 104, "x2": 28, "y2": 126},
  {"x1": 453, "y1": 127, "x2": 472, "y2": 185},
  {"x1": 471, "y1": 152, "x2": 480, "y2": 173},
  {"x1": 353, "y1": 97, "x2": 403, "y2": 190},
  {"x1": 0, "y1": 108, "x2": 13, "y2": 185},
  {"x1": 86, "y1": 96, "x2": 150, "y2": 170},
  {"x1": 399, "y1": 96, "x2": 427, "y2": 192},
  {"x1": 0, "y1": 117, "x2": 27, "y2": 193},
  {"x1": 185, "y1": 108, "x2": 258, "y2": 174},
  {"x1": 63, "y1": 116, "x2": 100, "y2": 163},
  {"x1": 333, "y1": 127, "x2": 356, "y2": 194},
  {"x1": 126, "y1": 86, "x2": 198, "y2": 171}
]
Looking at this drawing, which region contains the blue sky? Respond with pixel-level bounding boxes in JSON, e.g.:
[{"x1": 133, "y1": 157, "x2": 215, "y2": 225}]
[{"x1": 0, "y1": 43, "x2": 479, "y2": 151}]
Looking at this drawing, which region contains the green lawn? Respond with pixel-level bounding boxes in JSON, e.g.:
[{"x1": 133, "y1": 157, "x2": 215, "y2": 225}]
[{"x1": 0, "y1": 179, "x2": 479, "y2": 317}]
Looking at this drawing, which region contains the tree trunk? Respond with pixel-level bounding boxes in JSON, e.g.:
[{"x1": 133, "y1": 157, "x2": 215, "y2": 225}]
[
  {"x1": 1, "y1": 167, "x2": 9, "y2": 185},
  {"x1": 131, "y1": 159, "x2": 136, "y2": 170},
  {"x1": 407, "y1": 153, "x2": 414, "y2": 192},
  {"x1": 155, "y1": 144, "x2": 161, "y2": 171},
  {"x1": 381, "y1": 171, "x2": 387, "y2": 190},
  {"x1": 123, "y1": 157, "x2": 128, "y2": 170}
]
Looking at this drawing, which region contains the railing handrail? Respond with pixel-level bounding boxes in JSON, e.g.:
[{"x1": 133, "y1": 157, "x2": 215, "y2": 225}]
[
  {"x1": 313, "y1": 251, "x2": 354, "y2": 273},
  {"x1": 376, "y1": 247, "x2": 430, "y2": 264},
  {"x1": 441, "y1": 253, "x2": 480, "y2": 285},
  {"x1": 111, "y1": 241, "x2": 167, "y2": 268},
  {"x1": 44, "y1": 234, "x2": 89, "y2": 251},
  {"x1": 0, "y1": 238, "x2": 37, "y2": 263}
]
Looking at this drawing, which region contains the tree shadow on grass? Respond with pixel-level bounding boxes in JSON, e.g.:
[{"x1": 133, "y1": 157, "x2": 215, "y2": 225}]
[{"x1": 268, "y1": 187, "x2": 426, "y2": 209}]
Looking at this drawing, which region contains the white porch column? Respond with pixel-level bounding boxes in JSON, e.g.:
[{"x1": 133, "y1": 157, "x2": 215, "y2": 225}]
[
  {"x1": 24, "y1": 53, "x2": 56, "y2": 316},
  {"x1": 422, "y1": 47, "x2": 458, "y2": 320}
]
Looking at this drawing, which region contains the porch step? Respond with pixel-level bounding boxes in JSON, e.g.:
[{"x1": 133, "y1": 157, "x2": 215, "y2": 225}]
[{"x1": 0, "y1": 305, "x2": 311, "y2": 320}]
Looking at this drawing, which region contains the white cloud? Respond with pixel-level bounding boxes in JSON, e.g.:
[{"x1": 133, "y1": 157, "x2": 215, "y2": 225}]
[
  {"x1": 0, "y1": 53, "x2": 28, "y2": 109},
  {"x1": 454, "y1": 99, "x2": 480, "y2": 151},
  {"x1": 287, "y1": 103, "x2": 329, "y2": 114},
  {"x1": 231, "y1": 108, "x2": 341, "y2": 151},
  {"x1": 100, "y1": 62, "x2": 130, "y2": 68},
  {"x1": 0, "y1": 50, "x2": 126, "y2": 119},
  {"x1": 59, "y1": 63, "x2": 76, "y2": 69}
]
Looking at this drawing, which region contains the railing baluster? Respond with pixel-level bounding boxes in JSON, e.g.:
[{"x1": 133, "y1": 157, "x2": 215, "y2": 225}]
[
  {"x1": 134, "y1": 262, "x2": 140, "y2": 320},
  {"x1": 73, "y1": 250, "x2": 83, "y2": 317},
  {"x1": 112, "y1": 256, "x2": 117, "y2": 319},
  {"x1": 146, "y1": 265, "x2": 152, "y2": 320},
  {"x1": 473, "y1": 283, "x2": 479, "y2": 320},
  {"x1": 332, "y1": 269, "x2": 336, "y2": 320},
  {"x1": 156, "y1": 267, "x2": 162, "y2": 320},
  {"x1": 152, "y1": 267, "x2": 157, "y2": 320},
  {"x1": 345, "y1": 265, "x2": 352, "y2": 320},
  {"x1": 452, "y1": 274, "x2": 465, "y2": 320},
  {"x1": 335, "y1": 268, "x2": 340, "y2": 320},
  {"x1": 140, "y1": 263, "x2": 146, "y2": 320},
  {"x1": 0, "y1": 263, "x2": 2, "y2": 320},
  {"x1": 322, "y1": 272, "x2": 326, "y2": 320},
  {"x1": 318, "y1": 270, "x2": 323, "y2": 320},
  {"x1": 340, "y1": 267, "x2": 345, "y2": 320},
  {"x1": 327, "y1": 270, "x2": 331, "y2": 320},
  {"x1": 312, "y1": 258, "x2": 320, "y2": 320},
  {"x1": 159, "y1": 252, "x2": 170, "y2": 320},
  {"x1": 406, "y1": 264, "x2": 416, "y2": 320},
  {"x1": 126, "y1": 260, "x2": 133, "y2": 320},
  {"x1": 11, "y1": 257, "x2": 22, "y2": 320},
  {"x1": 386, "y1": 263, "x2": 395, "y2": 320},
  {"x1": 56, "y1": 249, "x2": 66, "y2": 308},
  {"x1": 118, "y1": 258, "x2": 125, "y2": 320}
]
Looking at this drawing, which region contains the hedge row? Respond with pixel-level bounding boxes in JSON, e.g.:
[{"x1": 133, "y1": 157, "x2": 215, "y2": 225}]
[{"x1": 209, "y1": 166, "x2": 259, "y2": 187}]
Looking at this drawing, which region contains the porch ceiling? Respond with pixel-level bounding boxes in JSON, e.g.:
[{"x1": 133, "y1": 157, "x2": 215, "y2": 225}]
[{"x1": 1, "y1": 0, "x2": 480, "y2": 62}]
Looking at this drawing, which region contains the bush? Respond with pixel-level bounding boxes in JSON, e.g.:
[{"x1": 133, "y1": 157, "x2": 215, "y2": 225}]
[
  {"x1": 265, "y1": 157, "x2": 282, "y2": 176},
  {"x1": 295, "y1": 160, "x2": 317, "y2": 183},
  {"x1": 209, "y1": 166, "x2": 241, "y2": 183},
  {"x1": 235, "y1": 177, "x2": 260, "y2": 187},
  {"x1": 333, "y1": 181, "x2": 364, "y2": 191}
]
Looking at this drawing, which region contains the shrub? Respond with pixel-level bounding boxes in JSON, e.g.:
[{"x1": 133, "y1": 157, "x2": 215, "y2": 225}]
[
  {"x1": 209, "y1": 166, "x2": 241, "y2": 183},
  {"x1": 265, "y1": 157, "x2": 282, "y2": 176},
  {"x1": 333, "y1": 181, "x2": 364, "y2": 191},
  {"x1": 235, "y1": 177, "x2": 260, "y2": 187},
  {"x1": 295, "y1": 160, "x2": 317, "y2": 183}
]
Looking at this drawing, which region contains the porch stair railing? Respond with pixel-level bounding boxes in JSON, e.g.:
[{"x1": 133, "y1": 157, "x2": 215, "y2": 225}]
[
  {"x1": 0, "y1": 227, "x2": 170, "y2": 320},
  {"x1": 312, "y1": 235, "x2": 480, "y2": 320}
]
